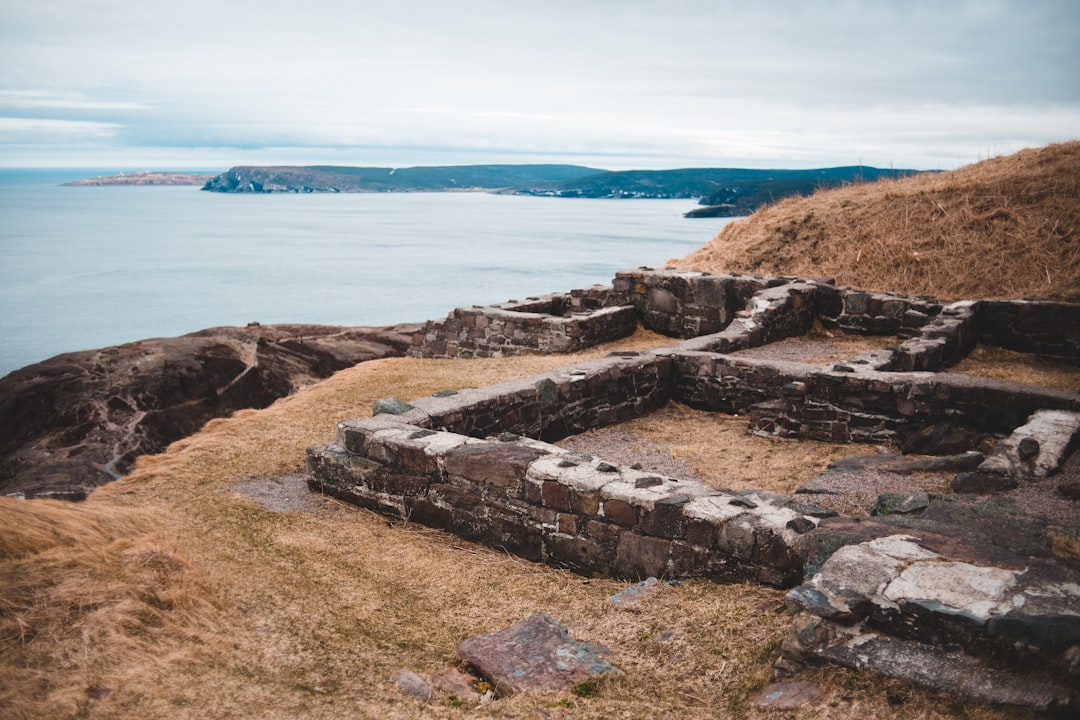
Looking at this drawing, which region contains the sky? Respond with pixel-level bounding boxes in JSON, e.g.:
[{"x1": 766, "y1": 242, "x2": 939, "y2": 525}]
[{"x1": 1, "y1": 0, "x2": 1078, "y2": 171}]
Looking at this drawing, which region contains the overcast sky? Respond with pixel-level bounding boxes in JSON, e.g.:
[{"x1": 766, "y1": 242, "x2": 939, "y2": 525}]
[{"x1": 1, "y1": 0, "x2": 1077, "y2": 170}]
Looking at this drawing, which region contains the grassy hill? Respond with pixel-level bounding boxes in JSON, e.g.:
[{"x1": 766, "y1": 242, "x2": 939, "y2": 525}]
[
  {"x1": 670, "y1": 142, "x2": 1080, "y2": 301},
  {"x1": 514, "y1": 166, "x2": 914, "y2": 215}
]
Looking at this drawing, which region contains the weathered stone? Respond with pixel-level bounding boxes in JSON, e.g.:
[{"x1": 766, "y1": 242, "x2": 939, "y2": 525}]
[
  {"x1": 642, "y1": 494, "x2": 690, "y2": 539},
  {"x1": 786, "y1": 516, "x2": 816, "y2": 534},
  {"x1": 977, "y1": 409, "x2": 1080, "y2": 479},
  {"x1": 607, "y1": 576, "x2": 660, "y2": 604},
  {"x1": 457, "y1": 614, "x2": 621, "y2": 694},
  {"x1": 391, "y1": 669, "x2": 433, "y2": 703},
  {"x1": 870, "y1": 491, "x2": 930, "y2": 516},
  {"x1": 430, "y1": 666, "x2": 483, "y2": 704},
  {"x1": 373, "y1": 397, "x2": 416, "y2": 416},
  {"x1": 615, "y1": 532, "x2": 670, "y2": 580},
  {"x1": 1017, "y1": 436, "x2": 1040, "y2": 460},
  {"x1": 443, "y1": 442, "x2": 551, "y2": 492},
  {"x1": 603, "y1": 498, "x2": 638, "y2": 527},
  {"x1": 951, "y1": 471, "x2": 1019, "y2": 493}
]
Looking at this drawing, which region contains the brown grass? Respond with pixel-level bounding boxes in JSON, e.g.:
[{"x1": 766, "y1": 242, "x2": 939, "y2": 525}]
[
  {"x1": 949, "y1": 344, "x2": 1080, "y2": 392},
  {"x1": 0, "y1": 328, "x2": 1034, "y2": 719},
  {"x1": 669, "y1": 141, "x2": 1080, "y2": 302}
]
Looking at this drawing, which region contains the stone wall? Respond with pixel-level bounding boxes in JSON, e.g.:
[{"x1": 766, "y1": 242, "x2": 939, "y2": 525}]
[
  {"x1": 393, "y1": 352, "x2": 672, "y2": 442},
  {"x1": 309, "y1": 410, "x2": 814, "y2": 588},
  {"x1": 976, "y1": 299, "x2": 1080, "y2": 360},
  {"x1": 409, "y1": 286, "x2": 635, "y2": 359},
  {"x1": 670, "y1": 351, "x2": 1080, "y2": 445}
]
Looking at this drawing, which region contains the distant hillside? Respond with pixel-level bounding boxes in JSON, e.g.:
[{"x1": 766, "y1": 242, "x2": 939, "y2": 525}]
[
  {"x1": 512, "y1": 166, "x2": 917, "y2": 215},
  {"x1": 669, "y1": 142, "x2": 1080, "y2": 302},
  {"x1": 201, "y1": 164, "x2": 602, "y2": 193}
]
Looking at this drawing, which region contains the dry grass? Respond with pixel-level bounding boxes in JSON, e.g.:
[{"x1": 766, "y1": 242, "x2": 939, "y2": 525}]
[
  {"x1": 0, "y1": 328, "x2": 1034, "y2": 719},
  {"x1": 670, "y1": 141, "x2": 1080, "y2": 302},
  {"x1": 610, "y1": 402, "x2": 876, "y2": 494},
  {"x1": 949, "y1": 344, "x2": 1080, "y2": 392}
]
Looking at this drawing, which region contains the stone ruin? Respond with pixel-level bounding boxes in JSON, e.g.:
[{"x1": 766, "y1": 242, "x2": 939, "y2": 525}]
[{"x1": 307, "y1": 268, "x2": 1080, "y2": 711}]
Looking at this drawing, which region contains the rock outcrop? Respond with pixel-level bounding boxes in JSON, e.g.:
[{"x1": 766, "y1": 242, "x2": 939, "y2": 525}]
[{"x1": 0, "y1": 323, "x2": 419, "y2": 499}]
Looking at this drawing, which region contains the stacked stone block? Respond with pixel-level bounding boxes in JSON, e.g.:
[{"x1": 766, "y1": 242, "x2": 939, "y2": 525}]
[
  {"x1": 409, "y1": 287, "x2": 636, "y2": 359},
  {"x1": 308, "y1": 415, "x2": 815, "y2": 587},
  {"x1": 671, "y1": 353, "x2": 1080, "y2": 445}
]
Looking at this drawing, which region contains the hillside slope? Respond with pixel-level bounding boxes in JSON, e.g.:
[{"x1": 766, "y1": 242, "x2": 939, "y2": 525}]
[{"x1": 670, "y1": 142, "x2": 1080, "y2": 302}]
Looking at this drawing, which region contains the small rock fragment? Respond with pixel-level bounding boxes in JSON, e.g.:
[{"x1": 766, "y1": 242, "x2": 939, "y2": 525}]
[
  {"x1": 391, "y1": 669, "x2": 433, "y2": 703},
  {"x1": 372, "y1": 397, "x2": 416, "y2": 416},
  {"x1": 1017, "y1": 437, "x2": 1040, "y2": 460},
  {"x1": 755, "y1": 680, "x2": 824, "y2": 709},
  {"x1": 870, "y1": 491, "x2": 930, "y2": 516},
  {"x1": 430, "y1": 666, "x2": 482, "y2": 704},
  {"x1": 608, "y1": 577, "x2": 660, "y2": 604}
]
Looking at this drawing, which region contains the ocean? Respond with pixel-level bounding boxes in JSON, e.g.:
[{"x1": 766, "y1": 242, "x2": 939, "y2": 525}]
[{"x1": 0, "y1": 169, "x2": 738, "y2": 377}]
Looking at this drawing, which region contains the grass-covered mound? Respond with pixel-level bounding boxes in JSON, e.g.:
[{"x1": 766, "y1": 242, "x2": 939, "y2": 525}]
[{"x1": 671, "y1": 141, "x2": 1080, "y2": 302}]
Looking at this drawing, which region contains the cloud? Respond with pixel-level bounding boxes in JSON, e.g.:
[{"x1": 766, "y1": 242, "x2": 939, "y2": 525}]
[
  {"x1": 0, "y1": 0, "x2": 1077, "y2": 168},
  {"x1": 0, "y1": 117, "x2": 120, "y2": 139}
]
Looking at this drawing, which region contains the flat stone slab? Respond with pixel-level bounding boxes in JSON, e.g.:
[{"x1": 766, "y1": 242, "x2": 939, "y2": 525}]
[
  {"x1": 978, "y1": 409, "x2": 1080, "y2": 479},
  {"x1": 458, "y1": 613, "x2": 621, "y2": 694}
]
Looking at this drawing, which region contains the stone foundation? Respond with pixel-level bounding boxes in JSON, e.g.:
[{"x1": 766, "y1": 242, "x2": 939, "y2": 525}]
[{"x1": 308, "y1": 267, "x2": 1080, "y2": 711}]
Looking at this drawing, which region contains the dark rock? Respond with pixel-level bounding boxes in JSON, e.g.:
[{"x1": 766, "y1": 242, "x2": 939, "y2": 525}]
[
  {"x1": 786, "y1": 501, "x2": 839, "y2": 519},
  {"x1": 786, "y1": 517, "x2": 816, "y2": 534},
  {"x1": 0, "y1": 323, "x2": 417, "y2": 499},
  {"x1": 795, "y1": 478, "x2": 846, "y2": 495},
  {"x1": 829, "y1": 452, "x2": 982, "y2": 475},
  {"x1": 901, "y1": 423, "x2": 988, "y2": 455},
  {"x1": 534, "y1": 378, "x2": 558, "y2": 408},
  {"x1": 1017, "y1": 436, "x2": 1040, "y2": 460},
  {"x1": 870, "y1": 492, "x2": 930, "y2": 516},
  {"x1": 1059, "y1": 482, "x2": 1080, "y2": 500},
  {"x1": 372, "y1": 397, "x2": 416, "y2": 416},
  {"x1": 457, "y1": 614, "x2": 621, "y2": 694},
  {"x1": 951, "y1": 471, "x2": 1019, "y2": 493}
]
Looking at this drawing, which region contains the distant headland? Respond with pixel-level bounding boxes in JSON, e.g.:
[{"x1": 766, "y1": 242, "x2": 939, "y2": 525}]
[
  {"x1": 197, "y1": 163, "x2": 922, "y2": 216},
  {"x1": 62, "y1": 171, "x2": 216, "y2": 186}
]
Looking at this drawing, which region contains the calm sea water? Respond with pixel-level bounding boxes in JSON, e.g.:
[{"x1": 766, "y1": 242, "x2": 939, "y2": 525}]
[{"x1": 0, "y1": 169, "x2": 737, "y2": 377}]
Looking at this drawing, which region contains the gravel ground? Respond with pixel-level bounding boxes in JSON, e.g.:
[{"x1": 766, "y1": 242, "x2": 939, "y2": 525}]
[
  {"x1": 556, "y1": 429, "x2": 711, "y2": 483},
  {"x1": 231, "y1": 474, "x2": 328, "y2": 513}
]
